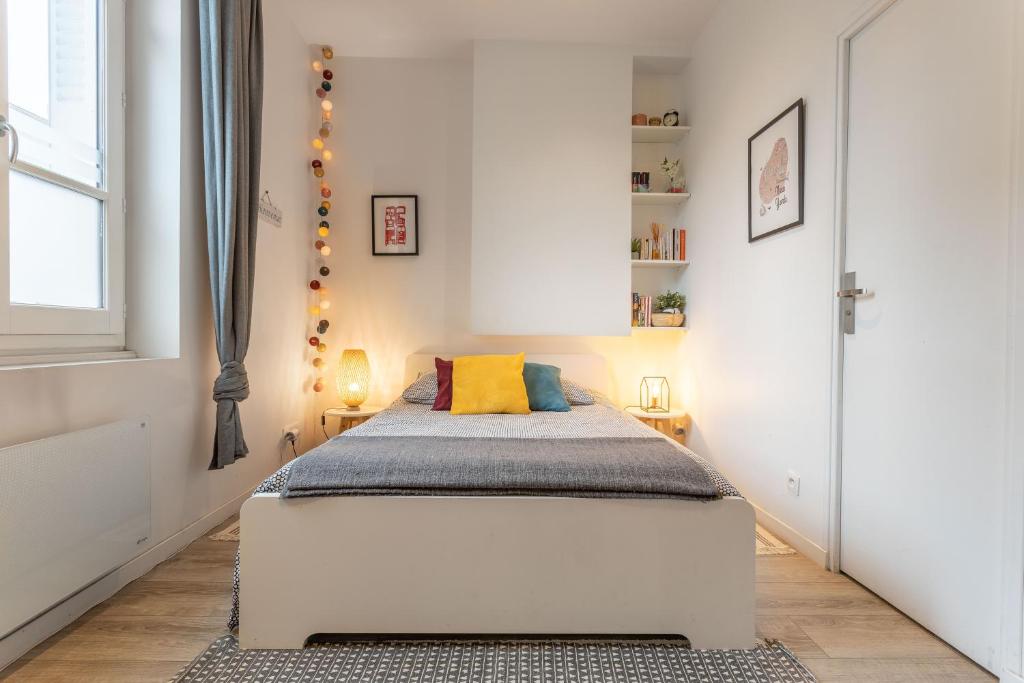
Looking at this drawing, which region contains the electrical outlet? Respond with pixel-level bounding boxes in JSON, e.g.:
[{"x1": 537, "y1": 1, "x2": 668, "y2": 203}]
[
  {"x1": 786, "y1": 470, "x2": 801, "y2": 497},
  {"x1": 282, "y1": 423, "x2": 301, "y2": 444}
]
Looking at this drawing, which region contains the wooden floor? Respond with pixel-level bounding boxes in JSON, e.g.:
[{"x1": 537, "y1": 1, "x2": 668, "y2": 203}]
[{"x1": 1, "y1": 517, "x2": 995, "y2": 682}]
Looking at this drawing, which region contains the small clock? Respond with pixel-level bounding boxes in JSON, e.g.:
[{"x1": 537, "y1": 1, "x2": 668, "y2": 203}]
[{"x1": 663, "y1": 110, "x2": 679, "y2": 127}]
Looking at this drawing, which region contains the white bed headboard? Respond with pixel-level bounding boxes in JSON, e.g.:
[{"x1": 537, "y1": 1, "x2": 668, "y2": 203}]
[{"x1": 405, "y1": 354, "x2": 609, "y2": 395}]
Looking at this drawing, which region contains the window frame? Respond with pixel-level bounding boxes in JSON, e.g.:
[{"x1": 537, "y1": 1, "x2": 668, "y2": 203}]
[{"x1": 0, "y1": 0, "x2": 126, "y2": 357}]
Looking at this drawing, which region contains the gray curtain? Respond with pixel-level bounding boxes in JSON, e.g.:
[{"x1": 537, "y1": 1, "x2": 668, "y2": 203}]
[{"x1": 198, "y1": 0, "x2": 264, "y2": 470}]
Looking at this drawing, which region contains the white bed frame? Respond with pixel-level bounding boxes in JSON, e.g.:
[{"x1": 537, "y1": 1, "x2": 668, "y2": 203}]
[{"x1": 239, "y1": 354, "x2": 755, "y2": 650}]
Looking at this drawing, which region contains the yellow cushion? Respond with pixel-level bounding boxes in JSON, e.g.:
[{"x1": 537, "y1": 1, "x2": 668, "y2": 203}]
[{"x1": 450, "y1": 353, "x2": 531, "y2": 415}]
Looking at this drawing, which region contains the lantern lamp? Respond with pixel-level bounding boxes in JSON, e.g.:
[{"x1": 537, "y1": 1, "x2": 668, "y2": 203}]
[
  {"x1": 639, "y1": 376, "x2": 670, "y2": 413},
  {"x1": 337, "y1": 349, "x2": 370, "y2": 410}
]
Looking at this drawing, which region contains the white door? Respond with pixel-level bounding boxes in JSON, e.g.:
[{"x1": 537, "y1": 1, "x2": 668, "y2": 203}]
[{"x1": 839, "y1": 0, "x2": 1013, "y2": 672}]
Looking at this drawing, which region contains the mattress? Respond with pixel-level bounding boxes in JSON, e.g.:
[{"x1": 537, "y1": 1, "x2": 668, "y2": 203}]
[{"x1": 228, "y1": 400, "x2": 741, "y2": 629}]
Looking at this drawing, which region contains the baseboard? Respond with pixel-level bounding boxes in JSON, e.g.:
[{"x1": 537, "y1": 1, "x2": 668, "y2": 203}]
[
  {"x1": 751, "y1": 502, "x2": 829, "y2": 568},
  {"x1": 0, "y1": 485, "x2": 253, "y2": 672},
  {"x1": 1002, "y1": 667, "x2": 1024, "y2": 683}
]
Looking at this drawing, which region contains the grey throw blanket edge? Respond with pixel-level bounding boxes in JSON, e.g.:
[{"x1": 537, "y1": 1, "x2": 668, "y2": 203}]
[{"x1": 282, "y1": 436, "x2": 721, "y2": 501}]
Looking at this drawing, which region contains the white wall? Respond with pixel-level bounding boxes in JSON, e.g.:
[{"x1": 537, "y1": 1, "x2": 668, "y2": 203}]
[
  {"x1": 0, "y1": 0, "x2": 310, "y2": 660},
  {"x1": 471, "y1": 41, "x2": 632, "y2": 336},
  {"x1": 677, "y1": 0, "x2": 869, "y2": 559},
  {"x1": 311, "y1": 55, "x2": 691, "y2": 426}
]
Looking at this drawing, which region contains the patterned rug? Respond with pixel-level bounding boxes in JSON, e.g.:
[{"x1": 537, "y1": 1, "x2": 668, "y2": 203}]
[
  {"x1": 755, "y1": 525, "x2": 796, "y2": 556},
  {"x1": 173, "y1": 636, "x2": 815, "y2": 682},
  {"x1": 211, "y1": 520, "x2": 796, "y2": 556},
  {"x1": 208, "y1": 520, "x2": 240, "y2": 542}
]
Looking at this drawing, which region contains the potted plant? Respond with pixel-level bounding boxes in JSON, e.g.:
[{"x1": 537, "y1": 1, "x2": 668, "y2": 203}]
[
  {"x1": 660, "y1": 157, "x2": 685, "y2": 193},
  {"x1": 631, "y1": 237, "x2": 641, "y2": 260},
  {"x1": 652, "y1": 290, "x2": 686, "y2": 327}
]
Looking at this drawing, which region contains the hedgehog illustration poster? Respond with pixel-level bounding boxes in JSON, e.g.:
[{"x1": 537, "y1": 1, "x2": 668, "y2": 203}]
[{"x1": 748, "y1": 99, "x2": 804, "y2": 242}]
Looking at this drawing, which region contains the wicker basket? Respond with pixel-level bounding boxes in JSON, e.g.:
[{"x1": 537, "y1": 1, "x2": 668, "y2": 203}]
[{"x1": 651, "y1": 312, "x2": 685, "y2": 327}]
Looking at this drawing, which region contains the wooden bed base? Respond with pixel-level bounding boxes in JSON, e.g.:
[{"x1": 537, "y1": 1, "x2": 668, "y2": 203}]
[{"x1": 239, "y1": 494, "x2": 755, "y2": 650}]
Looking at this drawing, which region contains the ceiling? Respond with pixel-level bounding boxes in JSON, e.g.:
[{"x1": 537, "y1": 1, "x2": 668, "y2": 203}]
[{"x1": 279, "y1": 0, "x2": 719, "y2": 60}]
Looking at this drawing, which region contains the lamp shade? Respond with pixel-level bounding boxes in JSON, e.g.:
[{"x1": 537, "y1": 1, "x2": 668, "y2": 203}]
[{"x1": 337, "y1": 349, "x2": 370, "y2": 409}]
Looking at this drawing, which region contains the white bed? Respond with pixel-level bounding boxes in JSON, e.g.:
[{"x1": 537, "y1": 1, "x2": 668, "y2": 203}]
[{"x1": 239, "y1": 354, "x2": 754, "y2": 650}]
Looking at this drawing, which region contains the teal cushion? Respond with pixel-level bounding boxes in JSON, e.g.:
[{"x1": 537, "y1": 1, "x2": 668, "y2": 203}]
[{"x1": 522, "y1": 362, "x2": 571, "y2": 412}]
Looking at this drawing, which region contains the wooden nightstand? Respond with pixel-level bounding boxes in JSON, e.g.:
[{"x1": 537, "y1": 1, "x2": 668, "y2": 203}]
[
  {"x1": 325, "y1": 405, "x2": 384, "y2": 436},
  {"x1": 625, "y1": 406, "x2": 692, "y2": 445}
]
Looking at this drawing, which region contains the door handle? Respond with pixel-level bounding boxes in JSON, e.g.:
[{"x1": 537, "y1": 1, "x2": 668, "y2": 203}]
[
  {"x1": 0, "y1": 115, "x2": 19, "y2": 164},
  {"x1": 839, "y1": 272, "x2": 863, "y2": 334}
]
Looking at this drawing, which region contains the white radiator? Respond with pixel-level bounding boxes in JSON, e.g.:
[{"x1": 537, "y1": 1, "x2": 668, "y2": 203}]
[{"x1": 0, "y1": 419, "x2": 150, "y2": 638}]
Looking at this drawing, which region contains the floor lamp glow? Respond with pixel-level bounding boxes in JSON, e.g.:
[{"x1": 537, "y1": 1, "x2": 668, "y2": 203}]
[{"x1": 337, "y1": 349, "x2": 370, "y2": 410}]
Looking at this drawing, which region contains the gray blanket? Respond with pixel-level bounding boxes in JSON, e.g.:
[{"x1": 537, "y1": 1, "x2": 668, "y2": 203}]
[{"x1": 282, "y1": 436, "x2": 721, "y2": 501}]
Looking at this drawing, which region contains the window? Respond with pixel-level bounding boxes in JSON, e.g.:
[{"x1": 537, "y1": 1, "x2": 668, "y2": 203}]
[{"x1": 0, "y1": 0, "x2": 125, "y2": 355}]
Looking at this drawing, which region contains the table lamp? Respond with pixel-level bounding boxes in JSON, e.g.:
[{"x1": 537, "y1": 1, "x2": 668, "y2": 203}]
[
  {"x1": 640, "y1": 376, "x2": 669, "y2": 413},
  {"x1": 337, "y1": 349, "x2": 370, "y2": 409}
]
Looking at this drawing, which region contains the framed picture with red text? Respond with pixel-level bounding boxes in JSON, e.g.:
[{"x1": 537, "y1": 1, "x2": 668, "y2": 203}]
[{"x1": 371, "y1": 195, "x2": 419, "y2": 256}]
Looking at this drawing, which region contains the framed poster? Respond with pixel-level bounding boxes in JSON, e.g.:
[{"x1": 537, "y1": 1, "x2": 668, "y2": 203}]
[
  {"x1": 748, "y1": 99, "x2": 804, "y2": 242},
  {"x1": 371, "y1": 195, "x2": 419, "y2": 255}
]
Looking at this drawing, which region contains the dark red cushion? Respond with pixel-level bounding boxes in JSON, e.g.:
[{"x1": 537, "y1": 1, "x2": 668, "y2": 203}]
[{"x1": 432, "y1": 357, "x2": 453, "y2": 410}]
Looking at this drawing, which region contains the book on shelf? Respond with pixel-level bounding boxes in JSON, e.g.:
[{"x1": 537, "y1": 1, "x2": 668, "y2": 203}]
[
  {"x1": 635, "y1": 227, "x2": 686, "y2": 262},
  {"x1": 631, "y1": 292, "x2": 653, "y2": 327}
]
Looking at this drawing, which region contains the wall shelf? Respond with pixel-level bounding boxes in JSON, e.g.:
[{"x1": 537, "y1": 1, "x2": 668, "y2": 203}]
[
  {"x1": 631, "y1": 125, "x2": 690, "y2": 144},
  {"x1": 632, "y1": 259, "x2": 689, "y2": 269},
  {"x1": 632, "y1": 192, "x2": 689, "y2": 206},
  {"x1": 631, "y1": 325, "x2": 687, "y2": 333}
]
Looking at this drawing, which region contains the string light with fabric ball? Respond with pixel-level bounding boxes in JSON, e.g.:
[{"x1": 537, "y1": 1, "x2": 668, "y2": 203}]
[
  {"x1": 313, "y1": 168, "x2": 324, "y2": 178},
  {"x1": 309, "y1": 306, "x2": 320, "y2": 316},
  {"x1": 322, "y1": 150, "x2": 333, "y2": 162},
  {"x1": 320, "y1": 300, "x2": 331, "y2": 310},
  {"x1": 321, "y1": 186, "x2": 332, "y2": 198},
  {"x1": 320, "y1": 245, "x2": 332, "y2": 256},
  {"x1": 317, "y1": 342, "x2": 327, "y2": 353},
  {"x1": 321, "y1": 100, "x2": 333, "y2": 112},
  {"x1": 313, "y1": 357, "x2": 323, "y2": 368},
  {"x1": 309, "y1": 280, "x2": 320, "y2": 290},
  {"x1": 318, "y1": 226, "x2": 329, "y2": 237},
  {"x1": 322, "y1": 46, "x2": 334, "y2": 59},
  {"x1": 322, "y1": 69, "x2": 333, "y2": 81},
  {"x1": 311, "y1": 160, "x2": 322, "y2": 169},
  {"x1": 312, "y1": 60, "x2": 323, "y2": 72},
  {"x1": 308, "y1": 336, "x2": 320, "y2": 346},
  {"x1": 322, "y1": 109, "x2": 332, "y2": 121},
  {"x1": 318, "y1": 127, "x2": 330, "y2": 138},
  {"x1": 316, "y1": 88, "x2": 326, "y2": 98},
  {"x1": 317, "y1": 321, "x2": 329, "y2": 334},
  {"x1": 313, "y1": 380, "x2": 324, "y2": 393},
  {"x1": 317, "y1": 206, "x2": 328, "y2": 217},
  {"x1": 320, "y1": 266, "x2": 330, "y2": 276},
  {"x1": 315, "y1": 239, "x2": 325, "y2": 250},
  {"x1": 321, "y1": 201, "x2": 331, "y2": 211},
  {"x1": 322, "y1": 81, "x2": 332, "y2": 92},
  {"x1": 312, "y1": 138, "x2": 324, "y2": 150}
]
